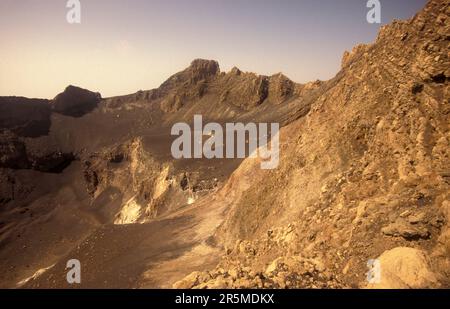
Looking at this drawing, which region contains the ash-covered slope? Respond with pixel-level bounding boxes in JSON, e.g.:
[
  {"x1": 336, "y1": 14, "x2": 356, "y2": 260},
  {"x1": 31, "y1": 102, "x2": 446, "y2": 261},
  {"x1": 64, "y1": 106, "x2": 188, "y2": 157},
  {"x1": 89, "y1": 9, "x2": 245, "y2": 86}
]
[{"x1": 175, "y1": 0, "x2": 449, "y2": 289}]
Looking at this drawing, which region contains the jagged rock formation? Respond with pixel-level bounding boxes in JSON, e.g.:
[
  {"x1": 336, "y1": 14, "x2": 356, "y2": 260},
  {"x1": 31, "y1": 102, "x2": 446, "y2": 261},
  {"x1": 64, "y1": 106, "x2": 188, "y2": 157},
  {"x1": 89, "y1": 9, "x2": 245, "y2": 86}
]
[
  {"x1": 104, "y1": 58, "x2": 310, "y2": 118},
  {"x1": 0, "y1": 0, "x2": 448, "y2": 289}
]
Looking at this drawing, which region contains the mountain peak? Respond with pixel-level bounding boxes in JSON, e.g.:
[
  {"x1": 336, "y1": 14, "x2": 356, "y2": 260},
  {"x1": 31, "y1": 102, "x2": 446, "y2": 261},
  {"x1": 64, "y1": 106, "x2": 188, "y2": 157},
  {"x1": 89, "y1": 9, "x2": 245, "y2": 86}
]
[
  {"x1": 189, "y1": 59, "x2": 219, "y2": 71},
  {"x1": 188, "y1": 59, "x2": 220, "y2": 80},
  {"x1": 159, "y1": 59, "x2": 219, "y2": 92}
]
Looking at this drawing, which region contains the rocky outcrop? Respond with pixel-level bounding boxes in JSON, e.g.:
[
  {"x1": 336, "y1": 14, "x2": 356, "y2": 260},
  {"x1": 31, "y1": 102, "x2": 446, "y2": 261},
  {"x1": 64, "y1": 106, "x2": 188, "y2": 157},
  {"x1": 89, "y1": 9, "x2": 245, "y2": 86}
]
[
  {"x1": 0, "y1": 132, "x2": 29, "y2": 169},
  {"x1": 341, "y1": 44, "x2": 369, "y2": 69},
  {"x1": 218, "y1": 71, "x2": 269, "y2": 109},
  {"x1": 52, "y1": 85, "x2": 101, "y2": 117},
  {"x1": 160, "y1": 59, "x2": 219, "y2": 92},
  {"x1": 81, "y1": 138, "x2": 198, "y2": 223},
  {"x1": 0, "y1": 131, "x2": 74, "y2": 172},
  {"x1": 27, "y1": 151, "x2": 75, "y2": 173},
  {"x1": 267, "y1": 73, "x2": 295, "y2": 105},
  {"x1": 158, "y1": 60, "x2": 218, "y2": 112}
]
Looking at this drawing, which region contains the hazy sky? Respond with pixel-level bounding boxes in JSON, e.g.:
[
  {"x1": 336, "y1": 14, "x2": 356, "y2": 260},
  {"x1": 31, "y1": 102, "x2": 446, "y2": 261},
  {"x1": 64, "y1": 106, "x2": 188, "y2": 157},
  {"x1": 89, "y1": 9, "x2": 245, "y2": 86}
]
[{"x1": 0, "y1": 0, "x2": 427, "y2": 99}]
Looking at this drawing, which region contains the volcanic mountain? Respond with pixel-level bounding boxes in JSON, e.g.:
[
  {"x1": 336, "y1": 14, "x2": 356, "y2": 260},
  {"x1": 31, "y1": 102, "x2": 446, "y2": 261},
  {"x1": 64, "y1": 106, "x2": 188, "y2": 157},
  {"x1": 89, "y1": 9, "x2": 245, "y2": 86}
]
[{"x1": 0, "y1": 0, "x2": 448, "y2": 289}]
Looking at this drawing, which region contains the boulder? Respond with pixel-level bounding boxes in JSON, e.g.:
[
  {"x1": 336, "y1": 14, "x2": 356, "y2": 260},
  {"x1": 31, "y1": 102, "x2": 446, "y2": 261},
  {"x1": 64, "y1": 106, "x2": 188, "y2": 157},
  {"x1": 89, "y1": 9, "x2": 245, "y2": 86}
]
[{"x1": 368, "y1": 247, "x2": 438, "y2": 289}]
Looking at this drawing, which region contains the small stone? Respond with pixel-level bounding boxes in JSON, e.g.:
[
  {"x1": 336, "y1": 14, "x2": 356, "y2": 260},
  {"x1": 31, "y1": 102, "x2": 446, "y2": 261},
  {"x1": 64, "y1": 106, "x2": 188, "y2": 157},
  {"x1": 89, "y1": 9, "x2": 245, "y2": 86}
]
[
  {"x1": 382, "y1": 219, "x2": 430, "y2": 240},
  {"x1": 407, "y1": 213, "x2": 426, "y2": 224},
  {"x1": 411, "y1": 83, "x2": 424, "y2": 95}
]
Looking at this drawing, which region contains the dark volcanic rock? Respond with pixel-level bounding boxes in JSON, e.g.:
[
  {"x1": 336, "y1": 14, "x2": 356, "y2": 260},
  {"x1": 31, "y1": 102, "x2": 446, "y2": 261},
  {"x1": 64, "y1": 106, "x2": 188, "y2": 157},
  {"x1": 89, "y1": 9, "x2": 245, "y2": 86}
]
[
  {"x1": 0, "y1": 132, "x2": 74, "y2": 172},
  {"x1": 52, "y1": 85, "x2": 101, "y2": 117},
  {"x1": 0, "y1": 97, "x2": 51, "y2": 137},
  {"x1": 32, "y1": 153, "x2": 75, "y2": 173},
  {"x1": 0, "y1": 133, "x2": 29, "y2": 169}
]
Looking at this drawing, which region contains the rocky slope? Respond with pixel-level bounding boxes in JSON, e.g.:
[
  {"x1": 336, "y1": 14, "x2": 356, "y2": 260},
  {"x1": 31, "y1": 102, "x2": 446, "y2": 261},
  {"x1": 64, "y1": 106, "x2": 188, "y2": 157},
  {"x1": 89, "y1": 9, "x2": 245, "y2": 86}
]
[
  {"x1": 0, "y1": 0, "x2": 448, "y2": 289},
  {"x1": 174, "y1": 0, "x2": 450, "y2": 289}
]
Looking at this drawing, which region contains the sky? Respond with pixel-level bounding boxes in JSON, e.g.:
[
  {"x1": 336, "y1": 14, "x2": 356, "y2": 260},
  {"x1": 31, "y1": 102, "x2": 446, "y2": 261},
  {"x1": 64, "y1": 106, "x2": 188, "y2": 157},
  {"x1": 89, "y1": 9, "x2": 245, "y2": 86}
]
[{"x1": 0, "y1": 0, "x2": 427, "y2": 99}]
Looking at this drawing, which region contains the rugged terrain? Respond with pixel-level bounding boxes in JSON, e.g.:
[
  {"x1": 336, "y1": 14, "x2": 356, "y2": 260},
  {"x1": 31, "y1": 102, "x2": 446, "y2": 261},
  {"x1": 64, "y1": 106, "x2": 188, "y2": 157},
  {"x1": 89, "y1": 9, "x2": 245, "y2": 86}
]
[{"x1": 0, "y1": 0, "x2": 449, "y2": 289}]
